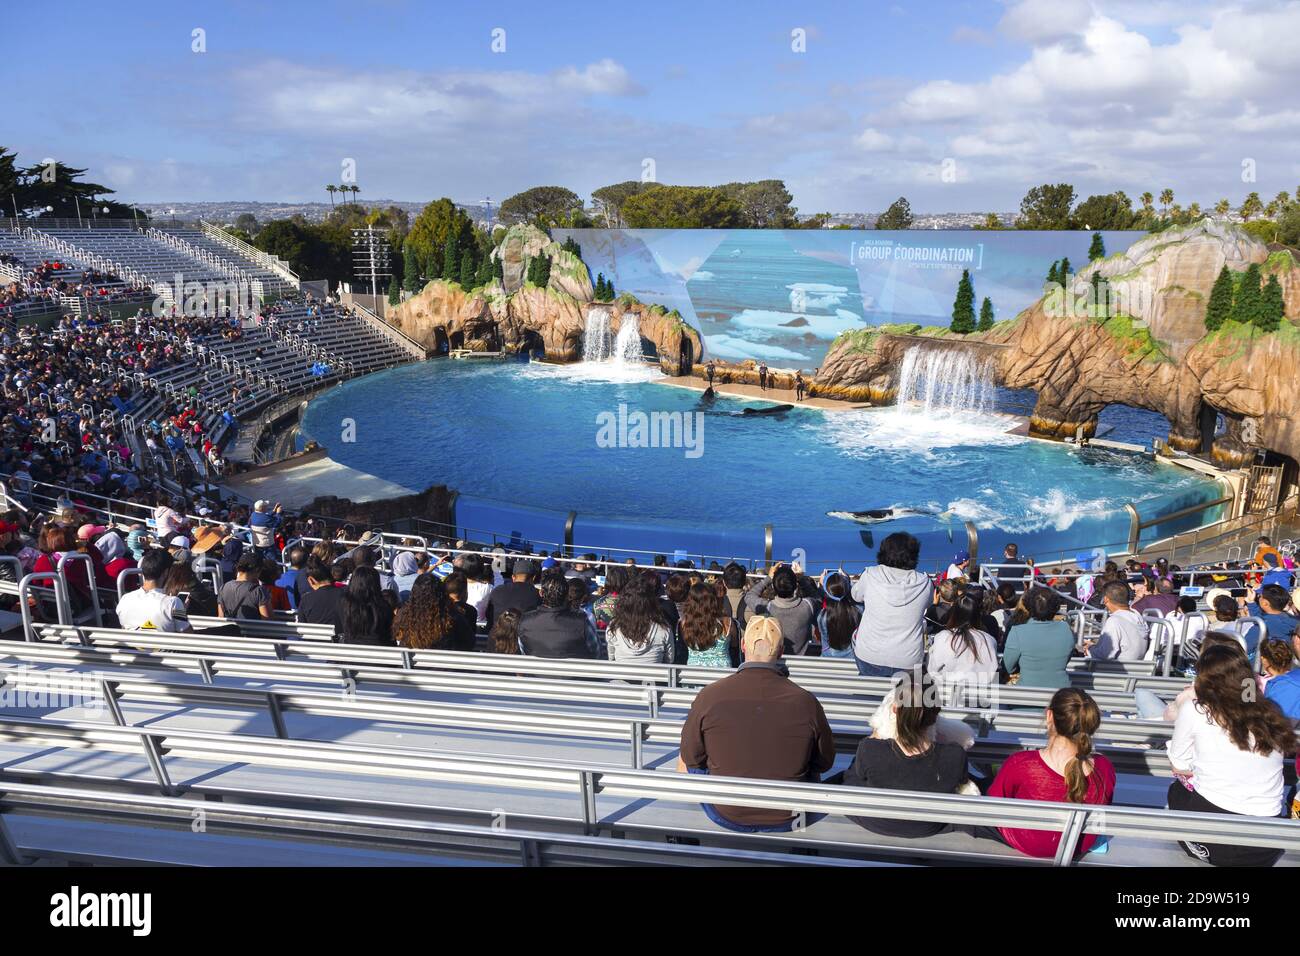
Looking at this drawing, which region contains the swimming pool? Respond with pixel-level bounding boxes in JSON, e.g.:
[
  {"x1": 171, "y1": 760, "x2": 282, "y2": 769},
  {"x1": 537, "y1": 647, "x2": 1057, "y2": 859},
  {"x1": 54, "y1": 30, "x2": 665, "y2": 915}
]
[{"x1": 300, "y1": 359, "x2": 1226, "y2": 571}]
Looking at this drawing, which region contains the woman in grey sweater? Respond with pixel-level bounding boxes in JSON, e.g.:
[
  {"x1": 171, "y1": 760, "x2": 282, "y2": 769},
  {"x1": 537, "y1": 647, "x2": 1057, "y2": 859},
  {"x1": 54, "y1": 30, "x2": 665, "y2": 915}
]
[
  {"x1": 606, "y1": 582, "x2": 675, "y2": 663},
  {"x1": 850, "y1": 533, "x2": 933, "y2": 677}
]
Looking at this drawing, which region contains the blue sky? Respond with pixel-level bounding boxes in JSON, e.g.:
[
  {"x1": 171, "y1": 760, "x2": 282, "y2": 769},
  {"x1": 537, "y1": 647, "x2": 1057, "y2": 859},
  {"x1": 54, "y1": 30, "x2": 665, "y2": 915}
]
[{"x1": 6, "y1": 0, "x2": 1299, "y2": 212}]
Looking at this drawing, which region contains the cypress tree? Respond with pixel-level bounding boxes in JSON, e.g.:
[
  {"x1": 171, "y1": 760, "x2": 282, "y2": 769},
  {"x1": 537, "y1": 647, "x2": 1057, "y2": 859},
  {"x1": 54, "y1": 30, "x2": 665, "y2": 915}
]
[
  {"x1": 1233, "y1": 263, "x2": 1263, "y2": 326},
  {"x1": 387, "y1": 275, "x2": 400, "y2": 306},
  {"x1": 460, "y1": 250, "x2": 475, "y2": 287},
  {"x1": 536, "y1": 255, "x2": 551, "y2": 288},
  {"x1": 1259, "y1": 274, "x2": 1285, "y2": 332},
  {"x1": 442, "y1": 236, "x2": 459, "y2": 281},
  {"x1": 1204, "y1": 265, "x2": 1233, "y2": 331},
  {"x1": 1088, "y1": 232, "x2": 1106, "y2": 261},
  {"x1": 978, "y1": 296, "x2": 994, "y2": 331},
  {"x1": 426, "y1": 248, "x2": 442, "y2": 280},
  {"x1": 951, "y1": 269, "x2": 976, "y2": 333}
]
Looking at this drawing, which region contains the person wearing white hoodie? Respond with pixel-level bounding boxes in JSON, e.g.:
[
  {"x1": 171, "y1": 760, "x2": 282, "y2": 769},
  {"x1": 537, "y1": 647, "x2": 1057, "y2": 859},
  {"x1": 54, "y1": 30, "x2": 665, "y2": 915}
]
[{"x1": 850, "y1": 532, "x2": 934, "y2": 677}]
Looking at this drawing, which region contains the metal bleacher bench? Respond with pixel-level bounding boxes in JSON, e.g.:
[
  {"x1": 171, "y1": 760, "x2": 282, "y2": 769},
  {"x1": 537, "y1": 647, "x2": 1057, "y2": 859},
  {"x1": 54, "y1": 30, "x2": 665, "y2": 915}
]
[{"x1": 0, "y1": 710, "x2": 1294, "y2": 867}]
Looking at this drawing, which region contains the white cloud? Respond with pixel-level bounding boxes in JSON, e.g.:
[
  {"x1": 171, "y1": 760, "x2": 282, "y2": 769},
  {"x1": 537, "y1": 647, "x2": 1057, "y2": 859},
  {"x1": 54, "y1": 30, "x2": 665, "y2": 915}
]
[{"x1": 855, "y1": 128, "x2": 895, "y2": 151}]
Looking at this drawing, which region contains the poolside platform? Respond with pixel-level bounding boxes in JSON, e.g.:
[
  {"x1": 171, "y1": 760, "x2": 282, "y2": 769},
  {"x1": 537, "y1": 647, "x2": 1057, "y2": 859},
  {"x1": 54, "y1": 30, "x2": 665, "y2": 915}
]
[
  {"x1": 220, "y1": 448, "x2": 417, "y2": 510},
  {"x1": 657, "y1": 375, "x2": 874, "y2": 411}
]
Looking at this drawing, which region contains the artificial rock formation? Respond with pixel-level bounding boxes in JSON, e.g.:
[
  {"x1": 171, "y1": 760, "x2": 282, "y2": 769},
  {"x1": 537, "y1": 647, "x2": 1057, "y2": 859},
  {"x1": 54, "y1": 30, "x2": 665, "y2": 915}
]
[
  {"x1": 382, "y1": 224, "x2": 701, "y2": 374},
  {"x1": 814, "y1": 220, "x2": 1300, "y2": 465}
]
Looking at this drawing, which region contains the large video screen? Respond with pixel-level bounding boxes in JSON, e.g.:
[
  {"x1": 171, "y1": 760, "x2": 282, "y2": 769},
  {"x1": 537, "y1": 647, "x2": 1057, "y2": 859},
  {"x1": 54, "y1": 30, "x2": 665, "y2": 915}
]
[{"x1": 554, "y1": 228, "x2": 1146, "y2": 368}]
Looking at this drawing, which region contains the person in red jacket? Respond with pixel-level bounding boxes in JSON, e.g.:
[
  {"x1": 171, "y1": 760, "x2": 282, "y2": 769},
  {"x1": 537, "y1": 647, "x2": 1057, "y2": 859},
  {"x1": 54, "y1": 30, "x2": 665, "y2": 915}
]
[{"x1": 976, "y1": 687, "x2": 1116, "y2": 859}]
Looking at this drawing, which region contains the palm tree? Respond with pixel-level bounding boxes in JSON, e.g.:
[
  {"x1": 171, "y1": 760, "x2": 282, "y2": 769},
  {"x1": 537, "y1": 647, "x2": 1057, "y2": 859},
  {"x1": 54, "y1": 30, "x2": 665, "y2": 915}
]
[
  {"x1": 1275, "y1": 190, "x2": 1291, "y2": 210},
  {"x1": 326, "y1": 184, "x2": 337, "y2": 209},
  {"x1": 1159, "y1": 189, "x2": 1174, "y2": 215},
  {"x1": 1187, "y1": 202, "x2": 1202, "y2": 221},
  {"x1": 348, "y1": 184, "x2": 360, "y2": 205},
  {"x1": 1140, "y1": 192, "x2": 1154, "y2": 216},
  {"x1": 1240, "y1": 192, "x2": 1264, "y2": 221},
  {"x1": 1214, "y1": 198, "x2": 1231, "y2": 217}
]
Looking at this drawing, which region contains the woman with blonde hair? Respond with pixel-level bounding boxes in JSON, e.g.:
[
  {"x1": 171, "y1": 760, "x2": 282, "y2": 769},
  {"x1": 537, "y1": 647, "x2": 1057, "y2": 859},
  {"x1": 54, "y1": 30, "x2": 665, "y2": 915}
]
[{"x1": 976, "y1": 687, "x2": 1116, "y2": 859}]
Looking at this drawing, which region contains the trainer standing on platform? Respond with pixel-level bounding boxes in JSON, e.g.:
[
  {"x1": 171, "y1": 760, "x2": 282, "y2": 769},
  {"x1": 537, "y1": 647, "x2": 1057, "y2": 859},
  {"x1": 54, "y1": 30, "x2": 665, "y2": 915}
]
[
  {"x1": 758, "y1": 362, "x2": 769, "y2": 391},
  {"x1": 706, "y1": 359, "x2": 716, "y2": 386},
  {"x1": 795, "y1": 370, "x2": 806, "y2": 402}
]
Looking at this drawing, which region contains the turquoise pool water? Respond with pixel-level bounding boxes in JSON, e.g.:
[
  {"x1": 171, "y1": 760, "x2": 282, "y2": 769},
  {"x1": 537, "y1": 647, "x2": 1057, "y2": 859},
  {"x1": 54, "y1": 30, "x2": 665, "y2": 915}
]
[{"x1": 300, "y1": 359, "x2": 1224, "y2": 570}]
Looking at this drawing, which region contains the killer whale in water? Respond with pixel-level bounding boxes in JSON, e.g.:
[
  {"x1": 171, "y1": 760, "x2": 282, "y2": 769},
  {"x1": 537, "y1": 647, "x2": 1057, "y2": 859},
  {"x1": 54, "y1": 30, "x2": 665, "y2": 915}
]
[
  {"x1": 827, "y1": 506, "x2": 950, "y2": 525},
  {"x1": 740, "y1": 403, "x2": 793, "y2": 416}
]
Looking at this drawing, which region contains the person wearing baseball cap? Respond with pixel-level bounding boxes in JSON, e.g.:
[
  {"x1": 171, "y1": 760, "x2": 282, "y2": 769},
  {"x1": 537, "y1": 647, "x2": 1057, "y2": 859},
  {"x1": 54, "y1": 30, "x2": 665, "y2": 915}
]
[
  {"x1": 945, "y1": 551, "x2": 971, "y2": 582},
  {"x1": 486, "y1": 558, "x2": 541, "y2": 629}
]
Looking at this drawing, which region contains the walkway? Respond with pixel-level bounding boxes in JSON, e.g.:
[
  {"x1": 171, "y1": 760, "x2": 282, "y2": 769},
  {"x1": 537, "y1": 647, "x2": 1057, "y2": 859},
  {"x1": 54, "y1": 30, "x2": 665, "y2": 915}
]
[{"x1": 656, "y1": 375, "x2": 873, "y2": 412}]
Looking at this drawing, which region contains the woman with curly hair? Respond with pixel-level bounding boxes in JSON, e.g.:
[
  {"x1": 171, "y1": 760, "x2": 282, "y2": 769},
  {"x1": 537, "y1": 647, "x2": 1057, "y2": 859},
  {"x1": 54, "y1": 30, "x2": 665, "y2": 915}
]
[
  {"x1": 394, "y1": 572, "x2": 475, "y2": 651},
  {"x1": 606, "y1": 577, "x2": 673, "y2": 663},
  {"x1": 1167, "y1": 643, "x2": 1296, "y2": 866},
  {"x1": 679, "y1": 582, "x2": 737, "y2": 668}
]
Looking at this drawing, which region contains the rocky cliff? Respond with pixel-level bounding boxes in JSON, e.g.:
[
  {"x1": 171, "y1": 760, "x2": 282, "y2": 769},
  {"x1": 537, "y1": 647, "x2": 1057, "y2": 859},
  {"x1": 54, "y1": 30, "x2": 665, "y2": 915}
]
[
  {"x1": 814, "y1": 220, "x2": 1300, "y2": 466},
  {"x1": 382, "y1": 224, "x2": 701, "y2": 374}
]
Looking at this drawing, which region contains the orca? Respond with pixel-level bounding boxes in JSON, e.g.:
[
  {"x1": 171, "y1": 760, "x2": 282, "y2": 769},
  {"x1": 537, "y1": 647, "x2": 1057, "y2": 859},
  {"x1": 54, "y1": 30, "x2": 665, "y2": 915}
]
[{"x1": 741, "y1": 403, "x2": 793, "y2": 416}]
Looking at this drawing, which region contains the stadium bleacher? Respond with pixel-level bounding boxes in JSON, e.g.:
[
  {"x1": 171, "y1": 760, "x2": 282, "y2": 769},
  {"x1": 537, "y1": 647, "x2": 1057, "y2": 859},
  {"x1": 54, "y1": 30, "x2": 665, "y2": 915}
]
[{"x1": 1, "y1": 472, "x2": 1298, "y2": 867}]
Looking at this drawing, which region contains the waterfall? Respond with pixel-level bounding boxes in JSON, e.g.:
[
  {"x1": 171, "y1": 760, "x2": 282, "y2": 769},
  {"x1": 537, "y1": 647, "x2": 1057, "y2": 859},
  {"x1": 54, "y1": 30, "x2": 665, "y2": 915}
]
[
  {"x1": 896, "y1": 346, "x2": 996, "y2": 416},
  {"x1": 612, "y1": 313, "x2": 643, "y2": 364},
  {"x1": 582, "y1": 307, "x2": 614, "y2": 362},
  {"x1": 583, "y1": 308, "x2": 643, "y2": 366}
]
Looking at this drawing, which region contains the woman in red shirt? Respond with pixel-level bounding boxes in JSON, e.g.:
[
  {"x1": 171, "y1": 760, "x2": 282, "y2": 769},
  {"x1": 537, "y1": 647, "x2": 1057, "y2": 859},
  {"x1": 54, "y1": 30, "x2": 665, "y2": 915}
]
[{"x1": 980, "y1": 687, "x2": 1116, "y2": 859}]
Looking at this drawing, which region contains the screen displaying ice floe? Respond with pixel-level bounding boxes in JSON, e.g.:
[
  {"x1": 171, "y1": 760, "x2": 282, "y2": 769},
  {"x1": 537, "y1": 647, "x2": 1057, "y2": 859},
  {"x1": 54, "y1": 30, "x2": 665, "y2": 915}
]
[{"x1": 553, "y1": 228, "x2": 1147, "y2": 369}]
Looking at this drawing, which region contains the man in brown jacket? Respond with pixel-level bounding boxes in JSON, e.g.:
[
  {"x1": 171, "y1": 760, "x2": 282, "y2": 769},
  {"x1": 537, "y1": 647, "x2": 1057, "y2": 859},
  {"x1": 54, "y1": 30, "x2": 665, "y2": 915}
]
[{"x1": 677, "y1": 616, "x2": 835, "y2": 832}]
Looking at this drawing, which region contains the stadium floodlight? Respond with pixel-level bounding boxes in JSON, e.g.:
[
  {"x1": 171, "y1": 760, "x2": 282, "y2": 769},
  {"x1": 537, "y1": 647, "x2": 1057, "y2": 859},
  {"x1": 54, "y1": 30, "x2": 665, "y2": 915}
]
[{"x1": 351, "y1": 223, "x2": 392, "y2": 298}]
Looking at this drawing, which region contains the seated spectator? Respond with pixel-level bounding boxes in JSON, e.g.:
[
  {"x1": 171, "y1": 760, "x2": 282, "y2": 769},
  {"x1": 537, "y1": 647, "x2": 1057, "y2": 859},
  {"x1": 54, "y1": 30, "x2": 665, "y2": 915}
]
[
  {"x1": 217, "y1": 553, "x2": 272, "y2": 621},
  {"x1": 394, "y1": 573, "x2": 475, "y2": 651},
  {"x1": 1133, "y1": 576, "x2": 1179, "y2": 617},
  {"x1": 850, "y1": 532, "x2": 933, "y2": 677},
  {"x1": 1135, "y1": 631, "x2": 1249, "y2": 721},
  {"x1": 975, "y1": 688, "x2": 1115, "y2": 859},
  {"x1": 162, "y1": 560, "x2": 218, "y2": 619},
  {"x1": 486, "y1": 558, "x2": 541, "y2": 628},
  {"x1": 114, "y1": 549, "x2": 189, "y2": 632},
  {"x1": 94, "y1": 530, "x2": 136, "y2": 590},
  {"x1": 489, "y1": 608, "x2": 522, "y2": 655},
  {"x1": 339, "y1": 565, "x2": 395, "y2": 646},
  {"x1": 260, "y1": 558, "x2": 292, "y2": 612},
  {"x1": 296, "y1": 559, "x2": 345, "y2": 632},
  {"x1": 927, "y1": 590, "x2": 1000, "y2": 684},
  {"x1": 999, "y1": 587, "x2": 1075, "y2": 689},
  {"x1": 1203, "y1": 594, "x2": 1261, "y2": 662},
  {"x1": 1263, "y1": 629, "x2": 1300, "y2": 720},
  {"x1": 756, "y1": 564, "x2": 816, "y2": 655},
  {"x1": 1089, "y1": 581, "x2": 1149, "y2": 660},
  {"x1": 1258, "y1": 638, "x2": 1294, "y2": 695},
  {"x1": 276, "y1": 546, "x2": 309, "y2": 610},
  {"x1": 677, "y1": 616, "x2": 835, "y2": 832},
  {"x1": 679, "y1": 582, "x2": 738, "y2": 668},
  {"x1": 606, "y1": 578, "x2": 674, "y2": 663},
  {"x1": 1169, "y1": 644, "x2": 1295, "y2": 866},
  {"x1": 815, "y1": 571, "x2": 860, "y2": 660},
  {"x1": 840, "y1": 670, "x2": 973, "y2": 837},
  {"x1": 721, "y1": 562, "x2": 749, "y2": 624},
  {"x1": 1248, "y1": 584, "x2": 1298, "y2": 642},
  {"x1": 517, "y1": 571, "x2": 593, "y2": 659},
  {"x1": 387, "y1": 549, "x2": 421, "y2": 603}
]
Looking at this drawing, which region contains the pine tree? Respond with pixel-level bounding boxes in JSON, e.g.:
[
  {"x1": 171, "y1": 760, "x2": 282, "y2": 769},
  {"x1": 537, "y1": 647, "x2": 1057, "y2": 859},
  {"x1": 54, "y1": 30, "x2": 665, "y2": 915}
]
[
  {"x1": 426, "y1": 248, "x2": 442, "y2": 281},
  {"x1": 387, "y1": 275, "x2": 400, "y2": 306},
  {"x1": 442, "y1": 236, "x2": 460, "y2": 281},
  {"x1": 951, "y1": 269, "x2": 976, "y2": 333},
  {"x1": 1059, "y1": 257, "x2": 1072, "y2": 286},
  {"x1": 492, "y1": 255, "x2": 504, "y2": 281},
  {"x1": 1259, "y1": 274, "x2": 1284, "y2": 333},
  {"x1": 1047, "y1": 260, "x2": 1060, "y2": 287},
  {"x1": 475, "y1": 258, "x2": 493, "y2": 287},
  {"x1": 1233, "y1": 263, "x2": 1263, "y2": 326},
  {"x1": 459, "y1": 250, "x2": 475, "y2": 287},
  {"x1": 1204, "y1": 265, "x2": 1233, "y2": 332},
  {"x1": 536, "y1": 255, "x2": 551, "y2": 288},
  {"x1": 1088, "y1": 232, "x2": 1105, "y2": 261},
  {"x1": 978, "y1": 297, "x2": 994, "y2": 331}
]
